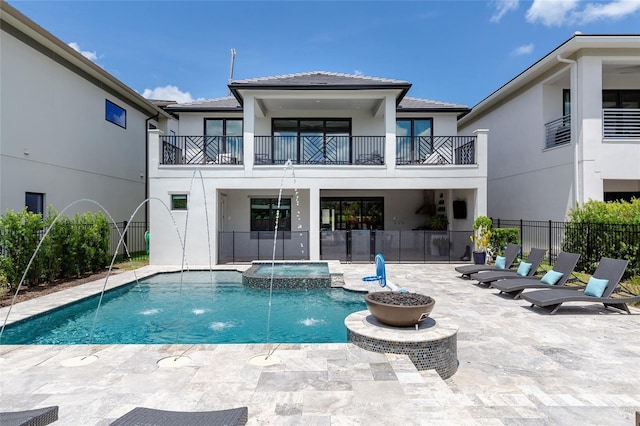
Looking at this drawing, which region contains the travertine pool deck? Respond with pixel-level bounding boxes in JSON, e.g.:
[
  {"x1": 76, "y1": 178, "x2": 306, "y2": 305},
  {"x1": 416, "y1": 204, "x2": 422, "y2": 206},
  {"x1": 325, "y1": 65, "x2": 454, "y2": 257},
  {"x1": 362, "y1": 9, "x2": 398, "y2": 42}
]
[{"x1": 1, "y1": 263, "x2": 639, "y2": 425}]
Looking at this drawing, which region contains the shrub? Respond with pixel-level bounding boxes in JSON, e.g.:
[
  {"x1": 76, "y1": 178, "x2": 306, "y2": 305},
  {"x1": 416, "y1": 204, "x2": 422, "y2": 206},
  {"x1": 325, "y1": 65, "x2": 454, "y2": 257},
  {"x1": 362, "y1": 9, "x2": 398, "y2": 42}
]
[
  {"x1": 490, "y1": 228, "x2": 520, "y2": 256},
  {"x1": 0, "y1": 208, "x2": 110, "y2": 289},
  {"x1": 562, "y1": 199, "x2": 640, "y2": 277}
]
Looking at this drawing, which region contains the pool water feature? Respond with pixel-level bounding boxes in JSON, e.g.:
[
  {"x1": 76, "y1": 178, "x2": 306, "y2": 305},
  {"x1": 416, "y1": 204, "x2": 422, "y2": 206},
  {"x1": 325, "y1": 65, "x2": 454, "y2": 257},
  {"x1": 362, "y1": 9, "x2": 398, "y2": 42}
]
[
  {"x1": 243, "y1": 262, "x2": 331, "y2": 289},
  {"x1": 0, "y1": 271, "x2": 365, "y2": 345}
]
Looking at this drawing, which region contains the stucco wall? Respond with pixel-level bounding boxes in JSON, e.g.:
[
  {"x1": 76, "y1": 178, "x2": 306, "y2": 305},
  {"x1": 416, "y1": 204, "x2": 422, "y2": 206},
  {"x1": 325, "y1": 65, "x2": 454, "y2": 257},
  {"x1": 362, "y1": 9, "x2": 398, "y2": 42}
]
[{"x1": 1, "y1": 30, "x2": 148, "y2": 221}]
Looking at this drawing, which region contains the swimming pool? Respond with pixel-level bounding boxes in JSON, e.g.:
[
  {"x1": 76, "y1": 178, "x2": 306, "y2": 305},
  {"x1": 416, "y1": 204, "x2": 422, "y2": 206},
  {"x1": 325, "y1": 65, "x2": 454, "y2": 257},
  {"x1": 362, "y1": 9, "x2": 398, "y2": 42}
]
[{"x1": 0, "y1": 270, "x2": 365, "y2": 345}]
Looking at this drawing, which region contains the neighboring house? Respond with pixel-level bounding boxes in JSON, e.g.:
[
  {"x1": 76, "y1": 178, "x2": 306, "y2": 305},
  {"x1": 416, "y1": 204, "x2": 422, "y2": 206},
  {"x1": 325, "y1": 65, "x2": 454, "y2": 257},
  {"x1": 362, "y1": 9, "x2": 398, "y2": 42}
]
[
  {"x1": 0, "y1": 1, "x2": 167, "y2": 223},
  {"x1": 458, "y1": 33, "x2": 640, "y2": 221},
  {"x1": 148, "y1": 72, "x2": 488, "y2": 265}
]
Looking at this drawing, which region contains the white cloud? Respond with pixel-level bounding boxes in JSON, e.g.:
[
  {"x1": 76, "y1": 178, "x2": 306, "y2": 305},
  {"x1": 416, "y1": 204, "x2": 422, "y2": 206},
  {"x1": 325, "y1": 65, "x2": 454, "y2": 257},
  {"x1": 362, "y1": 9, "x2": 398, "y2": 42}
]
[
  {"x1": 68, "y1": 42, "x2": 99, "y2": 62},
  {"x1": 490, "y1": 0, "x2": 519, "y2": 22},
  {"x1": 142, "y1": 85, "x2": 195, "y2": 103},
  {"x1": 526, "y1": 0, "x2": 640, "y2": 26},
  {"x1": 577, "y1": 0, "x2": 640, "y2": 23},
  {"x1": 512, "y1": 43, "x2": 535, "y2": 55}
]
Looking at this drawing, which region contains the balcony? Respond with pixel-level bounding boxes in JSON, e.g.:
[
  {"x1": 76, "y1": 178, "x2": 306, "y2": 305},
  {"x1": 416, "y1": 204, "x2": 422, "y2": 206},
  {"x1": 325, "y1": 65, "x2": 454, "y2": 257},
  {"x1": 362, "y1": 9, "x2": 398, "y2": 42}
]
[
  {"x1": 160, "y1": 134, "x2": 477, "y2": 166},
  {"x1": 603, "y1": 108, "x2": 640, "y2": 139},
  {"x1": 254, "y1": 135, "x2": 385, "y2": 165},
  {"x1": 396, "y1": 136, "x2": 476, "y2": 165},
  {"x1": 544, "y1": 114, "x2": 571, "y2": 149},
  {"x1": 160, "y1": 136, "x2": 243, "y2": 165}
]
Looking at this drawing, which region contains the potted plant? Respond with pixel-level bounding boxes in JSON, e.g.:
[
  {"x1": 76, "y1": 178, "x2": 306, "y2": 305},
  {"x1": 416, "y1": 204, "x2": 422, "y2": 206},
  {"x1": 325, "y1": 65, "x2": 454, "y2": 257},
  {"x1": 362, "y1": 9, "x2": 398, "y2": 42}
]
[
  {"x1": 428, "y1": 215, "x2": 448, "y2": 231},
  {"x1": 470, "y1": 216, "x2": 492, "y2": 264},
  {"x1": 433, "y1": 236, "x2": 449, "y2": 256}
]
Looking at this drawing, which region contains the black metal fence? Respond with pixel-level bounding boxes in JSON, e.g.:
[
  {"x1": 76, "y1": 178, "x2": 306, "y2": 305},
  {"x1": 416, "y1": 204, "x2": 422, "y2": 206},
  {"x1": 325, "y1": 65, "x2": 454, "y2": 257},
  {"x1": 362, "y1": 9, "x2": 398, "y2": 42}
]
[
  {"x1": 219, "y1": 230, "x2": 473, "y2": 264},
  {"x1": 109, "y1": 221, "x2": 148, "y2": 262},
  {"x1": 160, "y1": 136, "x2": 244, "y2": 165},
  {"x1": 254, "y1": 136, "x2": 385, "y2": 165},
  {"x1": 396, "y1": 136, "x2": 476, "y2": 165},
  {"x1": 492, "y1": 219, "x2": 640, "y2": 276}
]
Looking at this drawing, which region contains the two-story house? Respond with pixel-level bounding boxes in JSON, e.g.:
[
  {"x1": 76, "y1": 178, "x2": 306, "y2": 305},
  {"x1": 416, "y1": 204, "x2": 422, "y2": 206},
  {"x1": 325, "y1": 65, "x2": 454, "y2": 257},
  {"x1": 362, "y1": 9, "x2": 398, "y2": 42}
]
[
  {"x1": 458, "y1": 33, "x2": 640, "y2": 221},
  {"x1": 148, "y1": 72, "x2": 488, "y2": 265}
]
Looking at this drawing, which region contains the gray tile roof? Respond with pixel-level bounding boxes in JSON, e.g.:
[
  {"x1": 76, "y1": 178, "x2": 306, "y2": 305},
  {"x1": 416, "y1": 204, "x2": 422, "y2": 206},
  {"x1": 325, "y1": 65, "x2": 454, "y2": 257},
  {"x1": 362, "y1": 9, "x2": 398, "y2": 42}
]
[
  {"x1": 162, "y1": 73, "x2": 467, "y2": 113},
  {"x1": 398, "y1": 97, "x2": 468, "y2": 111},
  {"x1": 163, "y1": 96, "x2": 241, "y2": 112},
  {"x1": 230, "y1": 71, "x2": 411, "y2": 87}
]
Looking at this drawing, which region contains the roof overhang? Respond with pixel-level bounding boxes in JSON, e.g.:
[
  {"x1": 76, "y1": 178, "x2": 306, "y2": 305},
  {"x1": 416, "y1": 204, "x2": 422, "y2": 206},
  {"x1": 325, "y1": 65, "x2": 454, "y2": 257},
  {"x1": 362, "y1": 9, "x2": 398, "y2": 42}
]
[{"x1": 1, "y1": 1, "x2": 169, "y2": 119}]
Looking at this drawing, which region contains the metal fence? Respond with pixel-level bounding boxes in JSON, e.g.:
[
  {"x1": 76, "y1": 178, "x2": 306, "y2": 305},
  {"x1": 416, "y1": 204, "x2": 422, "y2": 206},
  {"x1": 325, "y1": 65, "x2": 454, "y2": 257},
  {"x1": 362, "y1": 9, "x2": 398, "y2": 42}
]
[
  {"x1": 218, "y1": 231, "x2": 310, "y2": 263},
  {"x1": 109, "y1": 221, "x2": 148, "y2": 262},
  {"x1": 492, "y1": 219, "x2": 640, "y2": 275}
]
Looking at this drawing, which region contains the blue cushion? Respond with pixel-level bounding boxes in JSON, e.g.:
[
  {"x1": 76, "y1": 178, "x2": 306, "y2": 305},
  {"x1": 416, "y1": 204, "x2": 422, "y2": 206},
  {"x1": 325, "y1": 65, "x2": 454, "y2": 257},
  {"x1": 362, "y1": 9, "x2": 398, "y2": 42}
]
[
  {"x1": 494, "y1": 256, "x2": 506, "y2": 269},
  {"x1": 540, "y1": 270, "x2": 563, "y2": 285},
  {"x1": 516, "y1": 262, "x2": 532, "y2": 276},
  {"x1": 584, "y1": 277, "x2": 609, "y2": 297}
]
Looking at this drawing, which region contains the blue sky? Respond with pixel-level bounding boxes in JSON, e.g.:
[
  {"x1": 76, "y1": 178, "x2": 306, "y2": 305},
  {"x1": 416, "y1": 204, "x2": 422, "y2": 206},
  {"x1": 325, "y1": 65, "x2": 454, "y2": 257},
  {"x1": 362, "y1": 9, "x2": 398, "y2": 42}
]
[{"x1": 10, "y1": 0, "x2": 640, "y2": 107}]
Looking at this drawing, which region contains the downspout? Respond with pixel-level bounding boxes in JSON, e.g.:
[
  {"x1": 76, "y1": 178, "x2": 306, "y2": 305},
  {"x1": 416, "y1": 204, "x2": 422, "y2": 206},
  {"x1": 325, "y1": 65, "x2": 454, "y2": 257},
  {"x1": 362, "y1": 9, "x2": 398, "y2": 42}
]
[
  {"x1": 557, "y1": 54, "x2": 579, "y2": 209},
  {"x1": 144, "y1": 113, "x2": 160, "y2": 225}
]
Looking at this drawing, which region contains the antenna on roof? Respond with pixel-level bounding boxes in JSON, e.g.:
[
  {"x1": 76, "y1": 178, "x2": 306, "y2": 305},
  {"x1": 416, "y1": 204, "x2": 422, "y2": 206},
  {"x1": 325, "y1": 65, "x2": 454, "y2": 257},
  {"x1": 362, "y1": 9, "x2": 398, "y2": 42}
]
[{"x1": 227, "y1": 48, "x2": 236, "y2": 96}]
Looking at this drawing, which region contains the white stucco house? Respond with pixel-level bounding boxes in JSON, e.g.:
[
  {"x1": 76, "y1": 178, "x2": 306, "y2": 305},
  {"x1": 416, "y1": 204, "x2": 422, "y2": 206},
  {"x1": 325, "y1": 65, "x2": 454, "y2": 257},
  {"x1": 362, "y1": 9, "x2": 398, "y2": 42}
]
[
  {"x1": 458, "y1": 33, "x2": 640, "y2": 221},
  {"x1": 0, "y1": 2, "x2": 167, "y2": 223},
  {"x1": 148, "y1": 72, "x2": 489, "y2": 265}
]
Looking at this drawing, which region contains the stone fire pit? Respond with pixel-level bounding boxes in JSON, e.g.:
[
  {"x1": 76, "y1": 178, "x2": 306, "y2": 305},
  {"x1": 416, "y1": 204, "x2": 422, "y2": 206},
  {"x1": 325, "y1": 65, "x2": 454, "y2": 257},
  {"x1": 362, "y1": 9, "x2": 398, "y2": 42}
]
[{"x1": 364, "y1": 291, "x2": 435, "y2": 327}]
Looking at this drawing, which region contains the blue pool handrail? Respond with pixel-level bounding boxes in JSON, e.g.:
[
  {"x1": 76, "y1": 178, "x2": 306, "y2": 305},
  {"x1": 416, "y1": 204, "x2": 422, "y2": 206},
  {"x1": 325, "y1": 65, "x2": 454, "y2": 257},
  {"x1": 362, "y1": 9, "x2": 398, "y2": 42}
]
[{"x1": 362, "y1": 254, "x2": 406, "y2": 292}]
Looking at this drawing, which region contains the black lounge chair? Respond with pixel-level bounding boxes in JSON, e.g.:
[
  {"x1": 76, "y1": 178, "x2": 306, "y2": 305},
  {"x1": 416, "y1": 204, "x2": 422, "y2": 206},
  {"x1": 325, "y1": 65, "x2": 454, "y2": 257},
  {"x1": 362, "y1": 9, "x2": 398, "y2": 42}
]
[
  {"x1": 454, "y1": 243, "x2": 520, "y2": 278},
  {"x1": 521, "y1": 257, "x2": 640, "y2": 314},
  {"x1": 0, "y1": 406, "x2": 58, "y2": 426},
  {"x1": 110, "y1": 406, "x2": 248, "y2": 426},
  {"x1": 491, "y1": 251, "x2": 581, "y2": 298},
  {"x1": 470, "y1": 247, "x2": 547, "y2": 285}
]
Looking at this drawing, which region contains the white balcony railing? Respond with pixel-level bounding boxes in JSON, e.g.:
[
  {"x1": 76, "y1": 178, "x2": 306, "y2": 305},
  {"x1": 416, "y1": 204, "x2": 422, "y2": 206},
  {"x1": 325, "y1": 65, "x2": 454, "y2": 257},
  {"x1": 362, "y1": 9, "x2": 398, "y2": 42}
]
[{"x1": 603, "y1": 108, "x2": 640, "y2": 139}]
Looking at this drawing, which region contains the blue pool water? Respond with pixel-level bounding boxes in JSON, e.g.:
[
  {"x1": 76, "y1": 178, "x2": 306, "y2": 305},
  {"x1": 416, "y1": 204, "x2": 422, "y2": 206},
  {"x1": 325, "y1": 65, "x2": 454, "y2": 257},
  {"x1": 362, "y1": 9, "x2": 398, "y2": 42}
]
[
  {"x1": 0, "y1": 271, "x2": 365, "y2": 345},
  {"x1": 253, "y1": 263, "x2": 329, "y2": 276}
]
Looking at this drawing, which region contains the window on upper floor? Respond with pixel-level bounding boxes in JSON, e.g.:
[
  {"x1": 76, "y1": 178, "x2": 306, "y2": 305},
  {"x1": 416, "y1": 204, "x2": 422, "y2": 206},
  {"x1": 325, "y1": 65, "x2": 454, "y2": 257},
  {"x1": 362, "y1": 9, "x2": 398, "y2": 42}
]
[
  {"x1": 25, "y1": 192, "x2": 44, "y2": 215},
  {"x1": 204, "y1": 118, "x2": 243, "y2": 162},
  {"x1": 396, "y1": 118, "x2": 433, "y2": 164},
  {"x1": 271, "y1": 119, "x2": 351, "y2": 164},
  {"x1": 106, "y1": 100, "x2": 126, "y2": 128},
  {"x1": 603, "y1": 90, "x2": 640, "y2": 109}
]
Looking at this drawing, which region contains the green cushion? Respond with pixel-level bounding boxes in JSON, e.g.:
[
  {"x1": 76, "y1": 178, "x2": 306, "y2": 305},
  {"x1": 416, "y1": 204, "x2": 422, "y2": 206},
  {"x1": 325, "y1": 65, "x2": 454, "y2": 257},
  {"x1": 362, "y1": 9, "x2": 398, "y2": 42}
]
[
  {"x1": 495, "y1": 256, "x2": 506, "y2": 269},
  {"x1": 584, "y1": 277, "x2": 609, "y2": 297},
  {"x1": 541, "y1": 270, "x2": 563, "y2": 285},
  {"x1": 516, "y1": 262, "x2": 532, "y2": 276}
]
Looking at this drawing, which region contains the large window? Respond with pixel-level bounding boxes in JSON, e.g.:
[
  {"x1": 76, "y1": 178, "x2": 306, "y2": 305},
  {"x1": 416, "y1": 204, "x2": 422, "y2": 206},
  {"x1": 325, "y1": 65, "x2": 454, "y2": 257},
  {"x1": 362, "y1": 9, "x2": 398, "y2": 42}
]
[
  {"x1": 250, "y1": 198, "x2": 291, "y2": 232},
  {"x1": 396, "y1": 118, "x2": 433, "y2": 164},
  {"x1": 320, "y1": 197, "x2": 383, "y2": 231},
  {"x1": 105, "y1": 100, "x2": 126, "y2": 128},
  {"x1": 25, "y1": 192, "x2": 44, "y2": 215},
  {"x1": 204, "y1": 118, "x2": 242, "y2": 163},
  {"x1": 272, "y1": 119, "x2": 351, "y2": 164}
]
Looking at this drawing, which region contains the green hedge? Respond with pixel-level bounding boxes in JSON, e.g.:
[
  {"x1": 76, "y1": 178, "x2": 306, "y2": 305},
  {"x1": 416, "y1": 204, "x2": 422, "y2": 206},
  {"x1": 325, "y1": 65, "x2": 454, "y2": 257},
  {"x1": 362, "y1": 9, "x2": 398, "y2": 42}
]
[
  {"x1": 561, "y1": 199, "x2": 640, "y2": 277},
  {"x1": 0, "y1": 208, "x2": 110, "y2": 289},
  {"x1": 489, "y1": 228, "x2": 520, "y2": 257}
]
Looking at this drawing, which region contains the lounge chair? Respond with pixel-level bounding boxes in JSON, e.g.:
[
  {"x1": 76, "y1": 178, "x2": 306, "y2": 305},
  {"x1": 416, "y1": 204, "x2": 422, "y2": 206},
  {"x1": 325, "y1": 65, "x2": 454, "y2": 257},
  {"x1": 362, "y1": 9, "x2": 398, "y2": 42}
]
[
  {"x1": 521, "y1": 257, "x2": 640, "y2": 314},
  {"x1": 454, "y1": 243, "x2": 520, "y2": 278},
  {"x1": 469, "y1": 247, "x2": 547, "y2": 285},
  {"x1": 0, "y1": 406, "x2": 58, "y2": 426},
  {"x1": 110, "y1": 406, "x2": 248, "y2": 426},
  {"x1": 491, "y1": 251, "x2": 581, "y2": 298}
]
